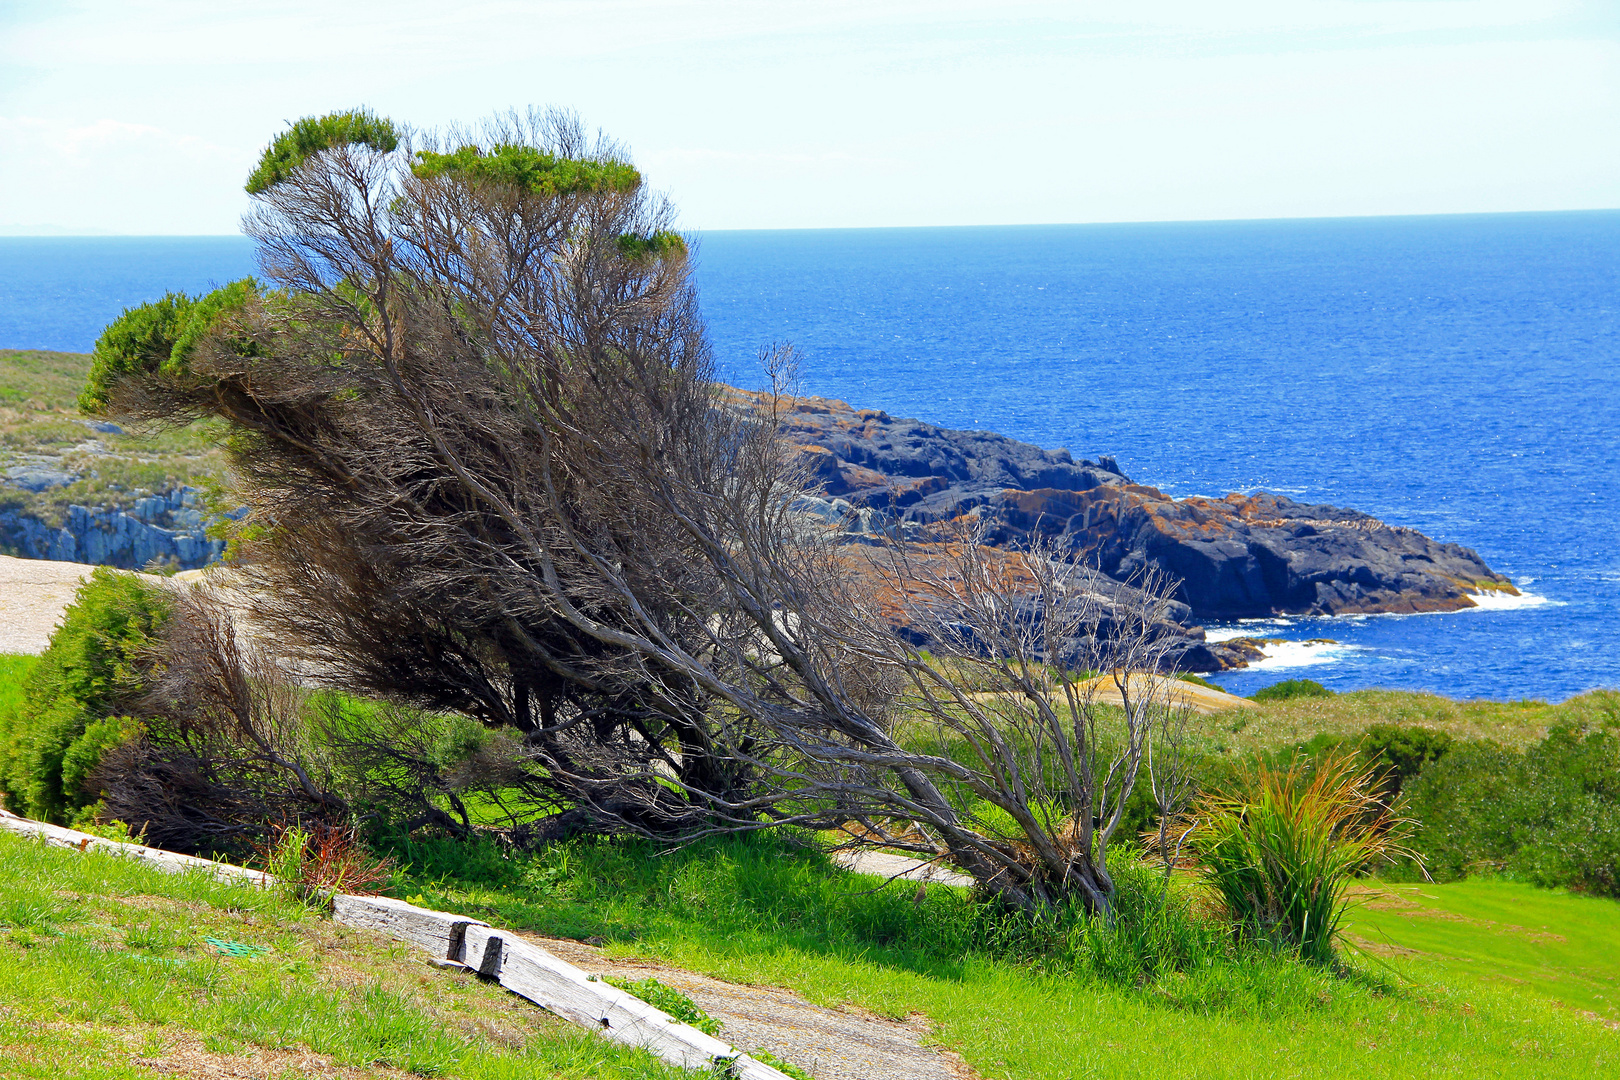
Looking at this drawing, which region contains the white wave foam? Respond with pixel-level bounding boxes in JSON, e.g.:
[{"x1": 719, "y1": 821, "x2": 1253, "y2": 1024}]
[
  {"x1": 1205, "y1": 617, "x2": 1297, "y2": 642},
  {"x1": 1465, "y1": 587, "x2": 1556, "y2": 612},
  {"x1": 1248, "y1": 639, "x2": 1362, "y2": 671}
]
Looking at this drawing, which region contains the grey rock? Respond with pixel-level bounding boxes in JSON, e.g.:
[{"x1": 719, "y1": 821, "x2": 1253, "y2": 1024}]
[
  {"x1": 3, "y1": 465, "x2": 80, "y2": 492},
  {"x1": 76, "y1": 419, "x2": 125, "y2": 435},
  {"x1": 0, "y1": 484, "x2": 243, "y2": 571},
  {"x1": 745, "y1": 390, "x2": 1514, "y2": 635}
]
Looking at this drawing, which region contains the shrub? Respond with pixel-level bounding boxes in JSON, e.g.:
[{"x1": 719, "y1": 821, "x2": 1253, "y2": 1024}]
[
  {"x1": 1180, "y1": 753, "x2": 1413, "y2": 964},
  {"x1": 1360, "y1": 723, "x2": 1453, "y2": 801},
  {"x1": 245, "y1": 108, "x2": 399, "y2": 194},
  {"x1": 1250, "y1": 678, "x2": 1332, "y2": 703},
  {"x1": 0, "y1": 568, "x2": 169, "y2": 822},
  {"x1": 1404, "y1": 723, "x2": 1620, "y2": 896},
  {"x1": 256, "y1": 820, "x2": 394, "y2": 905}
]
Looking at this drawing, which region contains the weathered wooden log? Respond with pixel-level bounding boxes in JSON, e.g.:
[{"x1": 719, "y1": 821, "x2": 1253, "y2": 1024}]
[
  {"x1": 0, "y1": 807, "x2": 270, "y2": 887},
  {"x1": 330, "y1": 894, "x2": 484, "y2": 960},
  {"x1": 457, "y1": 922, "x2": 790, "y2": 1077}
]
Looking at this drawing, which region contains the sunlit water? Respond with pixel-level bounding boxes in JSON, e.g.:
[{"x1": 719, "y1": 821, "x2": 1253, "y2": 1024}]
[{"x1": 4, "y1": 211, "x2": 1616, "y2": 701}]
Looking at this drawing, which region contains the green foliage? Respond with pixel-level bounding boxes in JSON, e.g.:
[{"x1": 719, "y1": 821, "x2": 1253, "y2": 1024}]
[
  {"x1": 1183, "y1": 754, "x2": 1412, "y2": 965},
  {"x1": 413, "y1": 143, "x2": 641, "y2": 197},
  {"x1": 245, "y1": 108, "x2": 400, "y2": 194},
  {"x1": 78, "y1": 292, "x2": 191, "y2": 413},
  {"x1": 748, "y1": 1051, "x2": 815, "y2": 1080},
  {"x1": 0, "y1": 569, "x2": 169, "y2": 822},
  {"x1": 1404, "y1": 722, "x2": 1620, "y2": 896},
  {"x1": 81, "y1": 280, "x2": 260, "y2": 413},
  {"x1": 59, "y1": 715, "x2": 140, "y2": 805},
  {"x1": 168, "y1": 277, "x2": 259, "y2": 370},
  {"x1": 1250, "y1": 678, "x2": 1332, "y2": 703},
  {"x1": 1175, "y1": 672, "x2": 1224, "y2": 691},
  {"x1": 616, "y1": 230, "x2": 687, "y2": 261},
  {"x1": 1359, "y1": 723, "x2": 1452, "y2": 799},
  {"x1": 602, "y1": 975, "x2": 721, "y2": 1036}
]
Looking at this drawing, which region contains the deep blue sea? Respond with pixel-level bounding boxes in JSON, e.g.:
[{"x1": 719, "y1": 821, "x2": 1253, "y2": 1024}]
[{"x1": 3, "y1": 212, "x2": 1617, "y2": 702}]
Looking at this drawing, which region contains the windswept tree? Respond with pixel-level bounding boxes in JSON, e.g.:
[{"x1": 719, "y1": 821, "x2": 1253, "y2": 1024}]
[{"x1": 85, "y1": 106, "x2": 1190, "y2": 915}]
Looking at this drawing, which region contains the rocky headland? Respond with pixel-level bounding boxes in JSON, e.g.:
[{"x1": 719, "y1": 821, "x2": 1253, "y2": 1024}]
[
  {"x1": 734, "y1": 389, "x2": 1515, "y2": 671},
  {"x1": 0, "y1": 345, "x2": 1513, "y2": 673}
]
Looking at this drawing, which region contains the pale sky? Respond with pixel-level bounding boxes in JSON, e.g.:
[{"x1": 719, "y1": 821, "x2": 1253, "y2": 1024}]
[{"x1": 1, "y1": 1, "x2": 1617, "y2": 234}]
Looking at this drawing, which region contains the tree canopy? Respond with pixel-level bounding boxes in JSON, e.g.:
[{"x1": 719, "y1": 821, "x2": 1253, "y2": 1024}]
[{"x1": 83, "y1": 106, "x2": 1191, "y2": 915}]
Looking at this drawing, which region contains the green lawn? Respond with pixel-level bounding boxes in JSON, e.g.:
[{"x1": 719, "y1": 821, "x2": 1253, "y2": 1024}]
[
  {"x1": 390, "y1": 833, "x2": 1618, "y2": 1080},
  {"x1": 1345, "y1": 878, "x2": 1620, "y2": 1024},
  {"x1": 0, "y1": 831, "x2": 693, "y2": 1080}
]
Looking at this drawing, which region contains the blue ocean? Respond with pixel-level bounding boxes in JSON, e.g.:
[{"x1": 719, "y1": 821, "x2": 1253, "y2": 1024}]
[{"x1": 3, "y1": 212, "x2": 1616, "y2": 702}]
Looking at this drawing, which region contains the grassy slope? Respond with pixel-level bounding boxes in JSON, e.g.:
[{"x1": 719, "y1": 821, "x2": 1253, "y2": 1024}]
[
  {"x1": 0, "y1": 831, "x2": 693, "y2": 1080},
  {"x1": 394, "y1": 836, "x2": 1617, "y2": 1080},
  {"x1": 0, "y1": 349, "x2": 225, "y2": 527},
  {"x1": 1345, "y1": 879, "x2": 1620, "y2": 1024},
  {"x1": 1188, "y1": 688, "x2": 1620, "y2": 755}
]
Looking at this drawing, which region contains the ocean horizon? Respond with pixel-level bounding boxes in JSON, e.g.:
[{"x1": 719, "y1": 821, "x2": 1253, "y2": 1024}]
[{"x1": 3, "y1": 209, "x2": 1617, "y2": 702}]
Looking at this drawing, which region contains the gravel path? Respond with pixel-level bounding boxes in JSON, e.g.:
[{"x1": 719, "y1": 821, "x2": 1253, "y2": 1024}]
[{"x1": 530, "y1": 934, "x2": 977, "y2": 1080}]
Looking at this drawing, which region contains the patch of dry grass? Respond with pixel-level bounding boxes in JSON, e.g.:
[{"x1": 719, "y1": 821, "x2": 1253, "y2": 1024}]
[{"x1": 1194, "y1": 688, "x2": 1620, "y2": 755}]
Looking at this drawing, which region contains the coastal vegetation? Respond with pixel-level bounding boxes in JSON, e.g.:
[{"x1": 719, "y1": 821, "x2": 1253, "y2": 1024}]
[
  {"x1": 0, "y1": 348, "x2": 224, "y2": 532},
  {"x1": 0, "y1": 105, "x2": 1616, "y2": 1077}
]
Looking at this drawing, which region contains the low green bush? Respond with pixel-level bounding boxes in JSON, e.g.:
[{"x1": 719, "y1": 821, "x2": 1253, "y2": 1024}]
[
  {"x1": 1250, "y1": 678, "x2": 1333, "y2": 703},
  {"x1": 1404, "y1": 722, "x2": 1620, "y2": 896},
  {"x1": 0, "y1": 569, "x2": 169, "y2": 822}
]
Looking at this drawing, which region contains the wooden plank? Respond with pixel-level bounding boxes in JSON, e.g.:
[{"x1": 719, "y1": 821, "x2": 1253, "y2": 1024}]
[
  {"x1": 461, "y1": 925, "x2": 792, "y2": 1078},
  {"x1": 0, "y1": 808, "x2": 270, "y2": 887},
  {"x1": 330, "y1": 894, "x2": 483, "y2": 960}
]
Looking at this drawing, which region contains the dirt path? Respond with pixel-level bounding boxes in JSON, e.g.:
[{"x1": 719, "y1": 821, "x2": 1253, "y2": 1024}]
[
  {"x1": 524, "y1": 933, "x2": 977, "y2": 1080},
  {"x1": 0, "y1": 554, "x2": 111, "y2": 654}
]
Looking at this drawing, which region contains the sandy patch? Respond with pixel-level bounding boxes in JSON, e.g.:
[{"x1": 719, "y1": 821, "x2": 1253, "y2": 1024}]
[{"x1": 0, "y1": 555, "x2": 115, "y2": 655}]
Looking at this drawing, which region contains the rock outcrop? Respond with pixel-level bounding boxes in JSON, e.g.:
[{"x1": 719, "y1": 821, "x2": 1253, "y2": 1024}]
[
  {"x1": 0, "y1": 486, "x2": 230, "y2": 571},
  {"x1": 737, "y1": 389, "x2": 1514, "y2": 624}
]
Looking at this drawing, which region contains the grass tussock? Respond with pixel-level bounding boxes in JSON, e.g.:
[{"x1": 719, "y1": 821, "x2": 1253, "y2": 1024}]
[{"x1": 1178, "y1": 753, "x2": 1414, "y2": 964}]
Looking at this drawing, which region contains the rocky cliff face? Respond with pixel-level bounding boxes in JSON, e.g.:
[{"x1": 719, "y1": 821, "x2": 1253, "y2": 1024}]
[
  {"x1": 737, "y1": 389, "x2": 1514, "y2": 624},
  {"x1": 0, "y1": 486, "x2": 228, "y2": 571}
]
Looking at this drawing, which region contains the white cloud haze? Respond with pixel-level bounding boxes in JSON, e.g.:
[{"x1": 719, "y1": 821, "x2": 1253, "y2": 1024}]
[{"x1": 1, "y1": 0, "x2": 1615, "y2": 233}]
